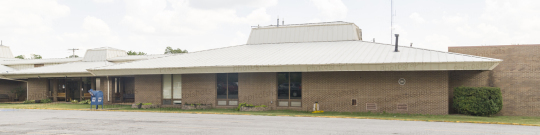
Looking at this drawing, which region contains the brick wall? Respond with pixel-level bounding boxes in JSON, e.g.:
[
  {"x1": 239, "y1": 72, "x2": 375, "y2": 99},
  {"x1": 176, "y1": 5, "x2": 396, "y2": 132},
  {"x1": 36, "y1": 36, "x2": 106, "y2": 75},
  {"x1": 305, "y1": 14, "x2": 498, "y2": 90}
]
[
  {"x1": 134, "y1": 75, "x2": 162, "y2": 105},
  {"x1": 238, "y1": 73, "x2": 277, "y2": 109},
  {"x1": 123, "y1": 77, "x2": 135, "y2": 95},
  {"x1": 99, "y1": 77, "x2": 113, "y2": 105},
  {"x1": 27, "y1": 78, "x2": 48, "y2": 100},
  {"x1": 182, "y1": 74, "x2": 216, "y2": 106},
  {"x1": 0, "y1": 79, "x2": 27, "y2": 101},
  {"x1": 449, "y1": 45, "x2": 540, "y2": 116},
  {"x1": 302, "y1": 71, "x2": 449, "y2": 115}
]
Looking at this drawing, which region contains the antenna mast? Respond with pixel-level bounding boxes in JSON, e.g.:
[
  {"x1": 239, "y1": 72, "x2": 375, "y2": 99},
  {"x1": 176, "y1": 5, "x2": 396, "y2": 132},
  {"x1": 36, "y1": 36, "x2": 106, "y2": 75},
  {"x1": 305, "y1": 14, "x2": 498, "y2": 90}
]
[
  {"x1": 68, "y1": 48, "x2": 79, "y2": 58},
  {"x1": 390, "y1": 0, "x2": 395, "y2": 44}
]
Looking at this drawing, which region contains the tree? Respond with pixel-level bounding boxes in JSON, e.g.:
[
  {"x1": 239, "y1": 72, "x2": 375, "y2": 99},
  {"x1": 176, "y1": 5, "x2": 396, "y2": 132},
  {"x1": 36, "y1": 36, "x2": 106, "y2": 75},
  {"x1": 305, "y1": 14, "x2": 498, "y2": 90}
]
[
  {"x1": 31, "y1": 54, "x2": 42, "y2": 59},
  {"x1": 164, "y1": 46, "x2": 188, "y2": 54},
  {"x1": 15, "y1": 55, "x2": 24, "y2": 59},
  {"x1": 67, "y1": 55, "x2": 79, "y2": 58},
  {"x1": 127, "y1": 50, "x2": 147, "y2": 55}
]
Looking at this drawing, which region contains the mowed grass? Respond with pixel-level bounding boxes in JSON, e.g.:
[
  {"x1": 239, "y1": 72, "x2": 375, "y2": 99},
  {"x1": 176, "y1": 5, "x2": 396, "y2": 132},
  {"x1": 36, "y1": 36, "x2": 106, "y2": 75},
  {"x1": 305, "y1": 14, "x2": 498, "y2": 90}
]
[{"x1": 1, "y1": 103, "x2": 539, "y2": 126}]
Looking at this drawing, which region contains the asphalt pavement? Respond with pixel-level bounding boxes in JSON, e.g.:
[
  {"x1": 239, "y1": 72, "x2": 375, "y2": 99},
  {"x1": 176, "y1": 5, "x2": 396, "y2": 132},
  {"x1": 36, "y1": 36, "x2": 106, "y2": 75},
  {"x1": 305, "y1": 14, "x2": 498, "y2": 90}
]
[{"x1": 0, "y1": 109, "x2": 538, "y2": 135}]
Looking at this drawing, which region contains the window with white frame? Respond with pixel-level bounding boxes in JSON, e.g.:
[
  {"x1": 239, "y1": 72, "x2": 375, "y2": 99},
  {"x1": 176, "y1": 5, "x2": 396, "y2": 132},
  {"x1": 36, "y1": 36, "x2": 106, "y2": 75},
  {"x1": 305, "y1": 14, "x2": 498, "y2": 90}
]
[{"x1": 163, "y1": 74, "x2": 182, "y2": 105}]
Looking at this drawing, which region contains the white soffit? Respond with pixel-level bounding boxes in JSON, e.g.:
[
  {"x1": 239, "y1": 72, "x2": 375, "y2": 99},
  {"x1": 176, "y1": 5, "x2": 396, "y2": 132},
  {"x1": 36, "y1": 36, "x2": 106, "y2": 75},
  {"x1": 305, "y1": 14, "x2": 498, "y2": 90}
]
[
  {"x1": 89, "y1": 40, "x2": 502, "y2": 75},
  {"x1": 246, "y1": 22, "x2": 362, "y2": 45}
]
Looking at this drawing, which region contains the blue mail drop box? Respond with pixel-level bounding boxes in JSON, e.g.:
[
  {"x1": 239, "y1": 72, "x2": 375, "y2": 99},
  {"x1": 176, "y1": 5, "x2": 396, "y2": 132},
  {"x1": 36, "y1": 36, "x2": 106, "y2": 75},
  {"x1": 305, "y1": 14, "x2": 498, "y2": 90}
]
[{"x1": 89, "y1": 89, "x2": 103, "y2": 109}]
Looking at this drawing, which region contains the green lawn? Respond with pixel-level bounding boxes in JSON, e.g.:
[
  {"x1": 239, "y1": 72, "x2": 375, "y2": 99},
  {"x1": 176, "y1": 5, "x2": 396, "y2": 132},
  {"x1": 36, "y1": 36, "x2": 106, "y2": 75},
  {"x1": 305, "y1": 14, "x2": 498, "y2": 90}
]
[{"x1": 1, "y1": 103, "x2": 539, "y2": 126}]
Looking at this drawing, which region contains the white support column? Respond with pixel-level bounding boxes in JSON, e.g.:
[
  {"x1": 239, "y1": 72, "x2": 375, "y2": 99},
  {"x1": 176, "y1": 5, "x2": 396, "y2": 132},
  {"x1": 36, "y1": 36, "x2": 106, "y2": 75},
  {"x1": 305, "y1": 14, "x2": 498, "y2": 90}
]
[{"x1": 107, "y1": 76, "x2": 110, "y2": 102}]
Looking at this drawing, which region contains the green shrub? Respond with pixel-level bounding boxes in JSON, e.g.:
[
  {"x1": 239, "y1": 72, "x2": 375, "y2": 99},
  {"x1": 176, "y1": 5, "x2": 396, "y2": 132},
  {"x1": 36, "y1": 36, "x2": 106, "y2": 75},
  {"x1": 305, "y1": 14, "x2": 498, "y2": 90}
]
[
  {"x1": 236, "y1": 103, "x2": 254, "y2": 111},
  {"x1": 41, "y1": 98, "x2": 52, "y2": 103},
  {"x1": 23, "y1": 100, "x2": 35, "y2": 104},
  {"x1": 453, "y1": 86, "x2": 503, "y2": 116},
  {"x1": 255, "y1": 105, "x2": 267, "y2": 108},
  {"x1": 79, "y1": 99, "x2": 90, "y2": 104}
]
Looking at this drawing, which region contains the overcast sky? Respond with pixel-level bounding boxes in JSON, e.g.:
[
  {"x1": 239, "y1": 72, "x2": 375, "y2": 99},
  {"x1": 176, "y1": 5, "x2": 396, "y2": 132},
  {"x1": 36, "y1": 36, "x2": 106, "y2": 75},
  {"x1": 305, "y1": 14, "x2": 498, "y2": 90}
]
[{"x1": 1, "y1": 0, "x2": 539, "y2": 58}]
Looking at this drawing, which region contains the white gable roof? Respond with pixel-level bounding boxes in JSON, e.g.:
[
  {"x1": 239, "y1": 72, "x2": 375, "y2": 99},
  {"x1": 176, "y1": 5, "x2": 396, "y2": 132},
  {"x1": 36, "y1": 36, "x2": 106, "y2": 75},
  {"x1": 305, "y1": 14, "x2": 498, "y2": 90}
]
[
  {"x1": 0, "y1": 65, "x2": 15, "y2": 73},
  {"x1": 88, "y1": 41, "x2": 502, "y2": 75},
  {"x1": 0, "y1": 58, "x2": 83, "y2": 65},
  {"x1": 246, "y1": 22, "x2": 362, "y2": 45},
  {"x1": 107, "y1": 54, "x2": 172, "y2": 62},
  {"x1": 2, "y1": 61, "x2": 113, "y2": 78}
]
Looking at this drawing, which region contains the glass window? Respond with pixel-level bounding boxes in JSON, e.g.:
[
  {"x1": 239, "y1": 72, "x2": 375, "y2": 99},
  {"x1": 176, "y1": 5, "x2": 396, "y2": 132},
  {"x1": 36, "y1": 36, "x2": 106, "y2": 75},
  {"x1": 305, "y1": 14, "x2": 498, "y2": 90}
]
[
  {"x1": 163, "y1": 74, "x2": 182, "y2": 105},
  {"x1": 277, "y1": 73, "x2": 289, "y2": 99},
  {"x1": 228, "y1": 73, "x2": 238, "y2": 99},
  {"x1": 216, "y1": 73, "x2": 227, "y2": 99},
  {"x1": 173, "y1": 75, "x2": 182, "y2": 99},
  {"x1": 290, "y1": 72, "x2": 302, "y2": 99},
  {"x1": 162, "y1": 75, "x2": 172, "y2": 99},
  {"x1": 277, "y1": 72, "x2": 302, "y2": 107},
  {"x1": 216, "y1": 73, "x2": 239, "y2": 105}
]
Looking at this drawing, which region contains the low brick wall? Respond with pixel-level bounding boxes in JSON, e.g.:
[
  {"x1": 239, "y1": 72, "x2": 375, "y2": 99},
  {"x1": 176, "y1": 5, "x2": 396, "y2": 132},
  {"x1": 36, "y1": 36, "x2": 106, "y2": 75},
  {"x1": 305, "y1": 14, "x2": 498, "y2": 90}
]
[
  {"x1": 182, "y1": 104, "x2": 212, "y2": 110},
  {"x1": 131, "y1": 104, "x2": 160, "y2": 109}
]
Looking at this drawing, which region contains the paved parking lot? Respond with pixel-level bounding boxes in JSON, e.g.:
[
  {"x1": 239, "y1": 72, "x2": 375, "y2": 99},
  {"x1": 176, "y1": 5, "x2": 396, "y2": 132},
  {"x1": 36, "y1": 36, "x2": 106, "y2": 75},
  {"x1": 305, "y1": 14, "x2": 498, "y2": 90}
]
[{"x1": 0, "y1": 109, "x2": 539, "y2": 135}]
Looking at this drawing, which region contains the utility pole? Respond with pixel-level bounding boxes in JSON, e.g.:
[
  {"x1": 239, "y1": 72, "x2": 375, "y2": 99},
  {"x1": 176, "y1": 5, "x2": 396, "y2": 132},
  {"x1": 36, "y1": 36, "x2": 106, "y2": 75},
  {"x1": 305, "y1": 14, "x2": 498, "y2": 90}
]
[{"x1": 68, "y1": 48, "x2": 79, "y2": 58}]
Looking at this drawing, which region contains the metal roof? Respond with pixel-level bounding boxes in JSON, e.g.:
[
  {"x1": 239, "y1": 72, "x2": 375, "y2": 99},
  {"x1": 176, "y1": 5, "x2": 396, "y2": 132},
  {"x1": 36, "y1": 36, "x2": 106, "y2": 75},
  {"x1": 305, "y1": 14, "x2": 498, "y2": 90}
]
[
  {"x1": 1, "y1": 61, "x2": 113, "y2": 78},
  {"x1": 0, "y1": 45, "x2": 14, "y2": 58},
  {"x1": 88, "y1": 40, "x2": 502, "y2": 75},
  {"x1": 246, "y1": 21, "x2": 362, "y2": 45},
  {"x1": 107, "y1": 54, "x2": 172, "y2": 62},
  {"x1": 0, "y1": 58, "x2": 83, "y2": 65},
  {"x1": 0, "y1": 65, "x2": 15, "y2": 73},
  {"x1": 82, "y1": 47, "x2": 127, "y2": 62}
]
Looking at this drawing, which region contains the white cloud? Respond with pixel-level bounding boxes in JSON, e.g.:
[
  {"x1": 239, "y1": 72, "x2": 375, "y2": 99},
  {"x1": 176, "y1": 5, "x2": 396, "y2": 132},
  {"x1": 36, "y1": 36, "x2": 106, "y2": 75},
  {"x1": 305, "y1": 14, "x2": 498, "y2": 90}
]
[
  {"x1": 309, "y1": 0, "x2": 347, "y2": 21},
  {"x1": 0, "y1": 0, "x2": 70, "y2": 58},
  {"x1": 409, "y1": 12, "x2": 425, "y2": 23},
  {"x1": 188, "y1": 0, "x2": 277, "y2": 9},
  {"x1": 420, "y1": 34, "x2": 452, "y2": 51},
  {"x1": 120, "y1": 0, "x2": 272, "y2": 35},
  {"x1": 0, "y1": 0, "x2": 69, "y2": 35},
  {"x1": 229, "y1": 31, "x2": 248, "y2": 46},
  {"x1": 442, "y1": 15, "x2": 466, "y2": 25},
  {"x1": 93, "y1": 0, "x2": 115, "y2": 4},
  {"x1": 443, "y1": 0, "x2": 540, "y2": 45},
  {"x1": 63, "y1": 16, "x2": 120, "y2": 48}
]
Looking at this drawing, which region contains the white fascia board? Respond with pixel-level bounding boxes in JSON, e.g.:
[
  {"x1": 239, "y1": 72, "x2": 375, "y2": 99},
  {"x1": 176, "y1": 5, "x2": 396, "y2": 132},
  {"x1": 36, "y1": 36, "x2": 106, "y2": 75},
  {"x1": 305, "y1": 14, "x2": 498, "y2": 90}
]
[
  {"x1": 2, "y1": 72, "x2": 94, "y2": 79},
  {"x1": 88, "y1": 61, "x2": 501, "y2": 76}
]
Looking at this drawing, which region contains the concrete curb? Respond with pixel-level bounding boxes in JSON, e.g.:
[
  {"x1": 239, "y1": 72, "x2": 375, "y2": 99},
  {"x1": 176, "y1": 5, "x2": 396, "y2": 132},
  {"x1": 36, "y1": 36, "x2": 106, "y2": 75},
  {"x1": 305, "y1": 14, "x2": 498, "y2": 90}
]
[{"x1": 6, "y1": 107, "x2": 539, "y2": 127}]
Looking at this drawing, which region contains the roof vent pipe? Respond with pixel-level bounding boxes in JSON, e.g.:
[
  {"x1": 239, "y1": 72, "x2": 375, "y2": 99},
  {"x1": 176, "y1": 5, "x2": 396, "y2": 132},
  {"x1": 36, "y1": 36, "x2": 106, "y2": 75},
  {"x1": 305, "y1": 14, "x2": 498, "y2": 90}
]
[{"x1": 394, "y1": 34, "x2": 399, "y2": 52}]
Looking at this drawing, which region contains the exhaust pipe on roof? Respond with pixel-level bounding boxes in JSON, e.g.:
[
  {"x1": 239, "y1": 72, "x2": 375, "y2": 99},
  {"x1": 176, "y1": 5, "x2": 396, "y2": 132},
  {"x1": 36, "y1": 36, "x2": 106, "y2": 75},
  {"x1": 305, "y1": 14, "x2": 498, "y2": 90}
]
[{"x1": 394, "y1": 34, "x2": 399, "y2": 52}]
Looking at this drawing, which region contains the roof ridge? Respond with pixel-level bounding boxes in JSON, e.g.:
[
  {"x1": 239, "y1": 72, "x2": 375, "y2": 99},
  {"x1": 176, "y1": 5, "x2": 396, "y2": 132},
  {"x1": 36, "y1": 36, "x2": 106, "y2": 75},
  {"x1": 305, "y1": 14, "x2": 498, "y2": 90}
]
[{"x1": 355, "y1": 40, "x2": 502, "y2": 61}]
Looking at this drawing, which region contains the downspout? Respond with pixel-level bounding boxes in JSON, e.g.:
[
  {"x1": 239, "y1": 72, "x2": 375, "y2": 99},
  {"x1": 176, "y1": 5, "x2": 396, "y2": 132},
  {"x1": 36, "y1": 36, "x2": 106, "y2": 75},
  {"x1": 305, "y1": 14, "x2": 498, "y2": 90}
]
[{"x1": 107, "y1": 76, "x2": 110, "y2": 102}]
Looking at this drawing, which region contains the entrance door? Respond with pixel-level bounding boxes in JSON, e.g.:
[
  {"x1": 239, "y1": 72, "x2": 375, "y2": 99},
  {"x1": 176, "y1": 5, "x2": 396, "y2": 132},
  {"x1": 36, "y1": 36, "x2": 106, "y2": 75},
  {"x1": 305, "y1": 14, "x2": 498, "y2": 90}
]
[{"x1": 66, "y1": 80, "x2": 80, "y2": 102}]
